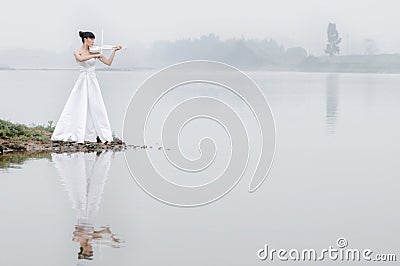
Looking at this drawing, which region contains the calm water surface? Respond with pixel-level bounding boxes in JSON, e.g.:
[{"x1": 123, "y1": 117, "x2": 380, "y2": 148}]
[{"x1": 0, "y1": 70, "x2": 399, "y2": 265}]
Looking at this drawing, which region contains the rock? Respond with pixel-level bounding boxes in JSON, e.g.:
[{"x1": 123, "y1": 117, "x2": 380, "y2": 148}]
[{"x1": 111, "y1": 137, "x2": 124, "y2": 145}]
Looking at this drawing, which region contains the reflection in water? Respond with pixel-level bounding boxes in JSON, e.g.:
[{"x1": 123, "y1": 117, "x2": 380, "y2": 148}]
[
  {"x1": 51, "y1": 151, "x2": 124, "y2": 262},
  {"x1": 0, "y1": 151, "x2": 51, "y2": 171},
  {"x1": 73, "y1": 224, "x2": 122, "y2": 261},
  {"x1": 325, "y1": 74, "x2": 340, "y2": 134}
]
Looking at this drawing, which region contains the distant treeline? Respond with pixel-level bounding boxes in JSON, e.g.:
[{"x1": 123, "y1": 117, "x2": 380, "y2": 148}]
[
  {"x1": 2, "y1": 34, "x2": 400, "y2": 72},
  {"x1": 0, "y1": 34, "x2": 308, "y2": 69},
  {"x1": 148, "y1": 33, "x2": 307, "y2": 68}
]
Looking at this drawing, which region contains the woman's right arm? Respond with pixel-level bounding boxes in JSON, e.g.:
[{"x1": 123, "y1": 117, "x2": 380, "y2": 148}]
[{"x1": 74, "y1": 51, "x2": 100, "y2": 62}]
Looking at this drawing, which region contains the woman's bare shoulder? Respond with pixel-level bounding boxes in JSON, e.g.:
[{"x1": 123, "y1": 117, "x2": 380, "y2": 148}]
[{"x1": 74, "y1": 48, "x2": 83, "y2": 55}]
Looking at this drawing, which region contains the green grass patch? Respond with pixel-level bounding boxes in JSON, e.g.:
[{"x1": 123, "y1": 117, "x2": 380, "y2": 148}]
[{"x1": 0, "y1": 119, "x2": 55, "y2": 141}]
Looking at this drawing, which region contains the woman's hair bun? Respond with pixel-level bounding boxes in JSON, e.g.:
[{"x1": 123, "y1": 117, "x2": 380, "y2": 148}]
[{"x1": 78, "y1": 30, "x2": 95, "y2": 43}]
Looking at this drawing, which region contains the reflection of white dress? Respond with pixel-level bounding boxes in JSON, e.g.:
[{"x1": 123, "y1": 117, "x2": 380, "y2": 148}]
[
  {"x1": 51, "y1": 58, "x2": 113, "y2": 143},
  {"x1": 52, "y1": 151, "x2": 112, "y2": 225}
]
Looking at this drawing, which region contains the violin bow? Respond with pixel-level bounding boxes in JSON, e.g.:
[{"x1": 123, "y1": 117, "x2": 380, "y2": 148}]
[{"x1": 101, "y1": 28, "x2": 104, "y2": 54}]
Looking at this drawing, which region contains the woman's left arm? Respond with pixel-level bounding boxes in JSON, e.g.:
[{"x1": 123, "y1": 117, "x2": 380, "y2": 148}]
[{"x1": 99, "y1": 46, "x2": 122, "y2": 66}]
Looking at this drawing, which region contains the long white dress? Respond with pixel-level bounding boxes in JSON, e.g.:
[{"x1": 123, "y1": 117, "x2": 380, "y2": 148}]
[{"x1": 51, "y1": 57, "x2": 113, "y2": 143}]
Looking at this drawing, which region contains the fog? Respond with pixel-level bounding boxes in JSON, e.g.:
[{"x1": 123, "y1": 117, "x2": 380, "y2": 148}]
[{"x1": 1, "y1": 0, "x2": 400, "y2": 53}]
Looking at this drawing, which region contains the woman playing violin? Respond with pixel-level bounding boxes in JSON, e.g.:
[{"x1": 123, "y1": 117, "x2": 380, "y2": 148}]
[
  {"x1": 51, "y1": 30, "x2": 122, "y2": 144},
  {"x1": 74, "y1": 31, "x2": 122, "y2": 65}
]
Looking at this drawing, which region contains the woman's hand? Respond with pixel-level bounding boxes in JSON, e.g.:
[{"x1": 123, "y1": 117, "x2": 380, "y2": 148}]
[
  {"x1": 114, "y1": 45, "x2": 122, "y2": 51},
  {"x1": 92, "y1": 53, "x2": 102, "y2": 59}
]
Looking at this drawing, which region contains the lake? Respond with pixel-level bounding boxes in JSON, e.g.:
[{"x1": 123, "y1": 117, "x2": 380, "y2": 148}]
[{"x1": 0, "y1": 69, "x2": 399, "y2": 265}]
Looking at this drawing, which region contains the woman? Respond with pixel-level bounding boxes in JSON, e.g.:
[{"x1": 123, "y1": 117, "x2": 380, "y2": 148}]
[{"x1": 51, "y1": 31, "x2": 122, "y2": 144}]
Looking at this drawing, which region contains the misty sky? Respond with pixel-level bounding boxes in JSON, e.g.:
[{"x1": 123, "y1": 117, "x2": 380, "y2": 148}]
[{"x1": 2, "y1": 0, "x2": 400, "y2": 55}]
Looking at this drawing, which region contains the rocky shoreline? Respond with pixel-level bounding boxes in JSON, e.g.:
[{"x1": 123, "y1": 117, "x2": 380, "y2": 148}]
[
  {"x1": 0, "y1": 137, "x2": 165, "y2": 155},
  {"x1": 0, "y1": 136, "x2": 168, "y2": 171},
  {"x1": 0, "y1": 119, "x2": 166, "y2": 155},
  {"x1": 0, "y1": 136, "x2": 168, "y2": 170},
  {"x1": 0, "y1": 137, "x2": 126, "y2": 154},
  {"x1": 0, "y1": 119, "x2": 169, "y2": 170}
]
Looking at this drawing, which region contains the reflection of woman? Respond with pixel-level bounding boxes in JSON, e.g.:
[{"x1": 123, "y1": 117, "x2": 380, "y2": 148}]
[
  {"x1": 51, "y1": 31, "x2": 122, "y2": 144},
  {"x1": 53, "y1": 151, "x2": 111, "y2": 224},
  {"x1": 51, "y1": 151, "x2": 122, "y2": 261},
  {"x1": 73, "y1": 224, "x2": 121, "y2": 260}
]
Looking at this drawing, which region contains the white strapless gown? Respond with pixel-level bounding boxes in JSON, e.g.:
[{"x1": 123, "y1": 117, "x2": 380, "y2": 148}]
[{"x1": 51, "y1": 58, "x2": 113, "y2": 143}]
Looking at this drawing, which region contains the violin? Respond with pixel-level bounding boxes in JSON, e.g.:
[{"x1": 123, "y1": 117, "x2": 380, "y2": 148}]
[
  {"x1": 88, "y1": 29, "x2": 125, "y2": 54},
  {"x1": 89, "y1": 45, "x2": 121, "y2": 54}
]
